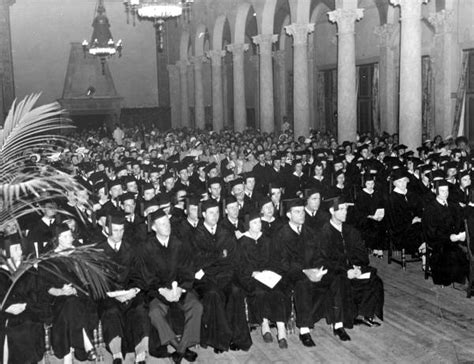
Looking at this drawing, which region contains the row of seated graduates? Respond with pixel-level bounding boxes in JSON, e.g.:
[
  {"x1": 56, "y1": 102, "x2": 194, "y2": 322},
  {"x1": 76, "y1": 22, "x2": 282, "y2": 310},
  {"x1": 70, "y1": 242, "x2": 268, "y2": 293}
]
[
  {"x1": 0, "y1": 151, "x2": 388, "y2": 363},
  {"x1": 6, "y1": 135, "x2": 474, "y2": 362}
]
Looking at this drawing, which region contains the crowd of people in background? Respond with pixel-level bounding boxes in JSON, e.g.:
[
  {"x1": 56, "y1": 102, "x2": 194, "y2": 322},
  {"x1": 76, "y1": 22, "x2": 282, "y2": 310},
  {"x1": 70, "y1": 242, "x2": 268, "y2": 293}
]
[{"x1": 1, "y1": 120, "x2": 473, "y2": 364}]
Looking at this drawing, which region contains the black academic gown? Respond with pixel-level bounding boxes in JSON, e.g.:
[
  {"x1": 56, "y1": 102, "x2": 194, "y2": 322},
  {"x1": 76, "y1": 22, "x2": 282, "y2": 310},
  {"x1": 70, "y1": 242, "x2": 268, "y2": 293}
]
[
  {"x1": 320, "y1": 222, "x2": 384, "y2": 322},
  {"x1": 96, "y1": 239, "x2": 149, "y2": 353},
  {"x1": 353, "y1": 189, "x2": 387, "y2": 250},
  {"x1": 38, "y1": 258, "x2": 99, "y2": 361},
  {"x1": 131, "y1": 234, "x2": 200, "y2": 350},
  {"x1": 304, "y1": 208, "x2": 330, "y2": 234},
  {"x1": 386, "y1": 190, "x2": 423, "y2": 254},
  {"x1": 274, "y1": 223, "x2": 351, "y2": 328},
  {"x1": 261, "y1": 217, "x2": 284, "y2": 238},
  {"x1": 25, "y1": 217, "x2": 56, "y2": 256},
  {"x1": 191, "y1": 224, "x2": 251, "y2": 351},
  {"x1": 238, "y1": 233, "x2": 290, "y2": 324},
  {"x1": 422, "y1": 199, "x2": 469, "y2": 286},
  {"x1": 0, "y1": 269, "x2": 45, "y2": 364}
]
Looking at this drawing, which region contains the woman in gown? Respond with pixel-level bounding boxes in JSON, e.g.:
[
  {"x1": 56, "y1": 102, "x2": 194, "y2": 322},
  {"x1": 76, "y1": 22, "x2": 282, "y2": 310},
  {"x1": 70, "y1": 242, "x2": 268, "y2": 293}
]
[{"x1": 238, "y1": 210, "x2": 291, "y2": 349}]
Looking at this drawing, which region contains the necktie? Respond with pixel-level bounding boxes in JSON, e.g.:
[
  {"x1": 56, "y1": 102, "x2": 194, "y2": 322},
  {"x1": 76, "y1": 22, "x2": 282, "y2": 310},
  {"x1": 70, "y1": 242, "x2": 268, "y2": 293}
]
[
  {"x1": 114, "y1": 243, "x2": 119, "y2": 252},
  {"x1": 296, "y1": 226, "x2": 301, "y2": 235},
  {"x1": 50, "y1": 219, "x2": 54, "y2": 226},
  {"x1": 211, "y1": 227, "x2": 215, "y2": 235}
]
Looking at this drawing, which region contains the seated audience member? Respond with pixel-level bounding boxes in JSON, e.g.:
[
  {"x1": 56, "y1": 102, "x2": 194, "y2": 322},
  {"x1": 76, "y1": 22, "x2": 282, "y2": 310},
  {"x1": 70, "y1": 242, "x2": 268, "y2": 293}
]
[
  {"x1": 422, "y1": 180, "x2": 469, "y2": 286},
  {"x1": 239, "y1": 210, "x2": 290, "y2": 349},
  {"x1": 320, "y1": 197, "x2": 384, "y2": 328},
  {"x1": 133, "y1": 209, "x2": 202, "y2": 364}
]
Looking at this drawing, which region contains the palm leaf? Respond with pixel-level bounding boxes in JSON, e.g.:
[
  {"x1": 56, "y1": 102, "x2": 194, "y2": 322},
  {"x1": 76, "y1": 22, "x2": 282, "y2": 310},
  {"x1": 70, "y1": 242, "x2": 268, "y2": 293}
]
[
  {"x1": 0, "y1": 93, "x2": 90, "y2": 224},
  {"x1": 1, "y1": 246, "x2": 117, "y2": 310}
]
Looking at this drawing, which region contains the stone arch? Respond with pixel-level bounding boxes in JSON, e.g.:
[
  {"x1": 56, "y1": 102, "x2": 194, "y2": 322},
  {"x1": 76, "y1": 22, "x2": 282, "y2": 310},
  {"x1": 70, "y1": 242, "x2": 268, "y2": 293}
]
[
  {"x1": 194, "y1": 23, "x2": 209, "y2": 56},
  {"x1": 212, "y1": 15, "x2": 230, "y2": 50},
  {"x1": 179, "y1": 30, "x2": 191, "y2": 60},
  {"x1": 234, "y1": 3, "x2": 258, "y2": 44}
]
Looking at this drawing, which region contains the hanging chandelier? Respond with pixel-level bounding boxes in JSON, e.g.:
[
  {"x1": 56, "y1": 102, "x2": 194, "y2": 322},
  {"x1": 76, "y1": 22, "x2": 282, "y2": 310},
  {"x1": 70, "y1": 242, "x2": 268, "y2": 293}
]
[
  {"x1": 82, "y1": 0, "x2": 123, "y2": 75},
  {"x1": 123, "y1": 0, "x2": 194, "y2": 26}
]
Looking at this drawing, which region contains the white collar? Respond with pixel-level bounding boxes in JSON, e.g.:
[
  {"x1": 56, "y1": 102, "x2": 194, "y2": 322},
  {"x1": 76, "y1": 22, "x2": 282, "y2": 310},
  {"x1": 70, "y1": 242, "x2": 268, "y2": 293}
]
[
  {"x1": 204, "y1": 222, "x2": 216, "y2": 234},
  {"x1": 156, "y1": 235, "x2": 170, "y2": 248},
  {"x1": 313, "y1": 175, "x2": 324, "y2": 181},
  {"x1": 293, "y1": 171, "x2": 302, "y2": 177},
  {"x1": 261, "y1": 216, "x2": 275, "y2": 223},
  {"x1": 305, "y1": 207, "x2": 317, "y2": 216},
  {"x1": 187, "y1": 218, "x2": 198, "y2": 227},
  {"x1": 436, "y1": 197, "x2": 448, "y2": 206},
  {"x1": 363, "y1": 188, "x2": 374, "y2": 195},
  {"x1": 393, "y1": 186, "x2": 407, "y2": 195},
  {"x1": 42, "y1": 216, "x2": 55, "y2": 226},
  {"x1": 242, "y1": 231, "x2": 262, "y2": 240},
  {"x1": 288, "y1": 221, "x2": 301, "y2": 234},
  {"x1": 330, "y1": 219, "x2": 343, "y2": 232},
  {"x1": 107, "y1": 238, "x2": 122, "y2": 251}
]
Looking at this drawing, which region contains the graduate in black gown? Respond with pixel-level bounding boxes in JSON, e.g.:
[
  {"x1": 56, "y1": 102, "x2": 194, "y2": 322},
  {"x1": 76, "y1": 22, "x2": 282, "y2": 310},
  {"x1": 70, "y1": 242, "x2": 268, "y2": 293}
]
[
  {"x1": 273, "y1": 199, "x2": 354, "y2": 346},
  {"x1": 191, "y1": 199, "x2": 252, "y2": 353},
  {"x1": 386, "y1": 168, "x2": 423, "y2": 255},
  {"x1": 353, "y1": 174, "x2": 387, "y2": 258},
  {"x1": 174, "y1": 196, "x2": 201, "y2": 247},
  {"x1": 320, "y1": 197, "x2": 384, "y2": 328},
  {"x1": 96, "y1": 215, "x2": 149, "y2": 364},
  {"x1": 0, "y1": 237, "x2": 45, "y2": 364},
  {"x1": 238, "y1": 210, "x2": 290, "y2": 349},
  {"x1": 132, "y1": 209, "x2": 202, "y2": 364},
  {"x1": 25, "y1": 200, "x2": 58, "y2": 256},
  {"x1": 39, "y1": 224, "x2": 99, "y2": 363},
  {"x1": 422, "y1": 180, "x2": 469, "y2": 286},
  {"x1": 303, "y1": 188, "x2": 330, "y2": 233},
  {"x1": 259, "y1": 196, "x2": 284, "y2": 237}
]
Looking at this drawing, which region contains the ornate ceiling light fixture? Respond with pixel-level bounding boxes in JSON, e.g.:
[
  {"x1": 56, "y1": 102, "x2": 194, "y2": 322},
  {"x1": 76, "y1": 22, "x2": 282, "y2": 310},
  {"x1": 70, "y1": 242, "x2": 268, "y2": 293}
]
[{"x1": 82, "y1": 0, "x2": 123, "y2": 74}]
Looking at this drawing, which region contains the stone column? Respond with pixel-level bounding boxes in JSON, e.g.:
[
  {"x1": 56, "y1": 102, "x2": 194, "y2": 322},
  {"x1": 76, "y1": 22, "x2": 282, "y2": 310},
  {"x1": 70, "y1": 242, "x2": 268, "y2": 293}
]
[
  {"x1": 207, "y1": 50, "x2": 226, "y2": 132},
  {"x1": 285, "y1": 23, "x2": 315, "y2": 138},
  {"x1": 429, "y1": 9, "x2": 454, "y2": 138},
  {"x1": 191, "y1": 56, "x2": 206, "y2": 130},
  {"x1": 177, "y1": 59, "x2": 190, "y2": 128},
  {"x1": 390, "y1": 0, "x2": 429, "y2": 151},
  {"x1": 308, "y1": 37, "x2": 316, "y2": 131},
  {"x1": 226, "y1": 43, "x2": 249, "y2": 132},
  {"x1": 167, "y1": 64, "x2": 181, "y2": 128},
  {"x1": 0, "y1": 0, "x2": 15, "y2": 123},
  {"x1": 328, "y1": 8, "x2": 364, "y2": 143},
  {"x1": 252, "y1": 34, "x2": 278, "y2": 133},
  {"x1": 374, "y1": 23, "x2": 397, "y2": 135},
  {"x1": 273, "y1": 50, "x2": 287, "y2": 132}
]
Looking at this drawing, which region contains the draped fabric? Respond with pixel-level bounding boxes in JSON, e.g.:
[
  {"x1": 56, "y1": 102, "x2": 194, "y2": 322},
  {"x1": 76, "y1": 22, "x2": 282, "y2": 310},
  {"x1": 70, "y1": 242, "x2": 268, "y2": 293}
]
[
  {"x1": 317, "y1": 71, "x2": 326, "y2": 132},
  {"x1": 422, "y1": 56, "x2": 434, "y2": 140},
  {"x1": 372, "y1": 63, "x2": 380, "y2": 135}
]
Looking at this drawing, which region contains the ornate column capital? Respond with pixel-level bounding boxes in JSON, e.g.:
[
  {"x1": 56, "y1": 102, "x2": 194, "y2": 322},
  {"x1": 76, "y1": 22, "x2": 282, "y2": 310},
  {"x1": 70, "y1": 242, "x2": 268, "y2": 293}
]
[
  {"x1": 390, "y1": 0, "x2": 430, "y2": 19},
  {"x1": 328, "y1": 8, "x2": 364, "y2": 35},
  {"x1": 226, "y1": 43, "x2": 249, "y2": 62},
  {"x1": 284, "y1": 23, "x2": 315, "y2": 46},
  {"x1": 252, "y1": 34, "x2": 278, "y2": 55},
  {"x1": 374, "y1": 23, "x2": 398, "y2": 48},
  {"x1": 190, "y1": 55, "x2": 207, "y2": 67},
  {"x1": 428, "y1": 9, "x2": 454, "y2": 34},
  {"x1": 206, "y1": 49, "x2": 226, "y2": 65}
]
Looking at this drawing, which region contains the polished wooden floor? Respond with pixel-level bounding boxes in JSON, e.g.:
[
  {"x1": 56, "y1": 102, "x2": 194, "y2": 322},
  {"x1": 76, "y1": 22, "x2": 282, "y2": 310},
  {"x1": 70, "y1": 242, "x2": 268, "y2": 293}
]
[{"x1": 46, "y1": 255, "x2": 474, "y2": 364}]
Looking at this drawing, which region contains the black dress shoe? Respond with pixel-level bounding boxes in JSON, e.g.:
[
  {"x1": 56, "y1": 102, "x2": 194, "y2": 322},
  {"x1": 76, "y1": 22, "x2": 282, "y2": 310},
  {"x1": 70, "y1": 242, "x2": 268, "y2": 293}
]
[
  {"x1": 262, "y1": 332, "x2": 273, "y2": 343},
  {"x1": 354, "y1": 316, "x2": 373, "y2": 327},
  {"x1": 229, "y1": 342, "x2": 240, "y2": 351},
  {"x1": 113, "y1": 359, "x2": 122, "y2": 364},
  {"x1": 213, "y1": 348, "x2": 225, "y2": 354},
  {"x1": 333, "y1": 327, "x2": 351, "y2": 341},
  {"x1": 184, "y1": 348, "x2": 198, "y2": 362},
  {"x1": 171, "y1": 352, "x2": 185, "y2": 364},
  {"x1": 366, "y1": 317, "x2": 381, "y2": 326},
  {"x1": 86, "y1": 349, "x2": 97, "y2": 361},
  {"x1": 137, "y1": 361, "x2": 146, "y2": 364},
  {"x1": 278, "y1": 338, "x2": 288, "y2": 349},
  {"x1": 299, "y1": 333, "x2": 316, "y2": 347}
]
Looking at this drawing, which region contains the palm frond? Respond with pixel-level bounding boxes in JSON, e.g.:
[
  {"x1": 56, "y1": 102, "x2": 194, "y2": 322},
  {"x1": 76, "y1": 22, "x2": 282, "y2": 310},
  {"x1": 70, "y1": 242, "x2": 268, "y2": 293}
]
[
  {"x1": 1, "y1": 246, "x2": 117, "y2": 310},
  {"x1": 0, "y1": 93, "x2": 90, "y2": 224}
]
